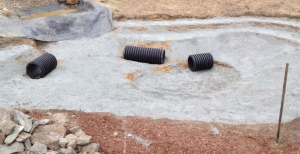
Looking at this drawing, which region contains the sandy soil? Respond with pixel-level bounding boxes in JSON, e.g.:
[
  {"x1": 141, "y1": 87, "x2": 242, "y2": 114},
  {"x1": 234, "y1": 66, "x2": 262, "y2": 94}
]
[
  {"x1": 2, "y1": 0, "x2": 299, "y2": 21},
  {"x1": 0, "y1": 0, "x2": 56, "y2": 16},
  {"x1": 0, "y1": 37, "x2": 35, "y2": 49},
  {"x1": 95, "y1": 0, "x2": 300, "y2": 20},
  {"x1": 26, "y1": 109, "x2": 300, "y2": 154},
  {"x1": 124, "y1": 70, "x2": 141, "y2": 82}
]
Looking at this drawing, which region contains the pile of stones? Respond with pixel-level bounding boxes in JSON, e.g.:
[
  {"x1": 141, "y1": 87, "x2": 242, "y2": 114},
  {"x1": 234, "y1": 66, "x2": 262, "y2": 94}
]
[{"x1": 0, "y1": 109, "x2": 100, "y2": 154}]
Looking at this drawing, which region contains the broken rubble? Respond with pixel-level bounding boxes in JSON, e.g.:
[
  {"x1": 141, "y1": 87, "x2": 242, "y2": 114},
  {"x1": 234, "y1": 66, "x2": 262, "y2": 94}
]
[
  {"x1": 38, "y1": 119, "x2": 50, "y2": 125},
  {"x1": 31, "y1": 124, "x2": 66, "y2": 150},
  {"x1": 77, "y1": 135, "x2": 92, "y2": 145},
  {"x1": 30, "y1": 119, "x2": 50, "y2": 134},
  {"x1": 30, "y1": 142, "x2": 48, "y2": 153},
  {"x1": 74, "y1": 129, "x2": 86, "y2": 138},
  {"x1": 65, "y1": 134, "x2": 78, "y2": 142},
  {"x1": 4, "y1": 125, "x2": 24, "y2": 145},
  {"x1": 80, "y1": 143, "x2": 99, "y2": 153},
  {"x1": 58, "y1": 148, "x2": 67, "y2": 153},
  {"x1": 24, "y1": 138, "x2": 31, "y2": 150},
  {"x1": 16, "y1": 132, "x2": 31, "y2": 142},
  {"x1": 0, "y1": 142, "x2": 24, "y2": 154},
  {"x1": 70, "y1": 126, "x2": 79, "y2": 134},
  {"x1": 2, "y1": 121, "x2": 15, "y2": 135},
  {"x1": 65, "y1": 147, "x2": 76, "y2": 154},
  {"x1": 59, "y1": 138, "x2": 68, "y2": 148},
  {"x1": 15, "y1": 110, "x2": 32, "y2": 132},
  {"x1": 66, "y1": 139, "x2": 77, "y2": 149},
  {"x1": 46, "y1": 151, "x2": 59, "y2": 154}
]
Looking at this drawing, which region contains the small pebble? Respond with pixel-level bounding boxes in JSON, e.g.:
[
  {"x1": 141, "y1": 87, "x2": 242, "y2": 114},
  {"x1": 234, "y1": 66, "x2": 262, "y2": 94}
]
[{"x1": 113, "y1": 132, "x2": 118, "y2": 137}]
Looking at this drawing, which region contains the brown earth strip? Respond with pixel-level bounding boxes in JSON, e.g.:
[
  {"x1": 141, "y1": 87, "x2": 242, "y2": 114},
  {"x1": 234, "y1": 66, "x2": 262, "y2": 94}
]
[
  {"x1": 26, "y1": 109, "x2": 300, "y2": 154},
  {"x1": 160, "y1": 23, "x2": 231, "y2": 32},
  {"x1": 153, "y1": 64, "x2": 172, "y2": 73},
  {"x1": 128, "y1": 41, "x2": 171, "y2": 51},
  {"x1": 123, "y1": 27, "x2": 149, "y2": 32},
  {"x1": 214, "y1": 61, "x2": 233, "y2": 68},
  {"x1": 94, "y1": 0, "x2": 300, "y2": 21}
]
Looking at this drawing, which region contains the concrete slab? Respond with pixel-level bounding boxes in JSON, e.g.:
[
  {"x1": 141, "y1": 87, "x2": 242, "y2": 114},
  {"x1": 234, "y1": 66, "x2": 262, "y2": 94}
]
[{"x1": 0, "y1": 17, "x2": 300, "y2": 124}]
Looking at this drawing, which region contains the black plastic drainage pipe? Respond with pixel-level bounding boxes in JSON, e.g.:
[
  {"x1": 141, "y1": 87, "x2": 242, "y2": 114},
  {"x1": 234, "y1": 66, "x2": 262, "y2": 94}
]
[
  {"x1": 124, "y1": 46, "x2": 165, "y2": 64},
  {"x1": 188, "y1": 53, "x2": 214, "y2": 71},
  {"x1": 26, "y1": 53, "x2": 57, "y2": 79}
]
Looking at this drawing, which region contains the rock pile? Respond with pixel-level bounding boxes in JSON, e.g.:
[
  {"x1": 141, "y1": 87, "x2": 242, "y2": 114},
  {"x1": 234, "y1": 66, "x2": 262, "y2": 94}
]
[{"x1": 0, "y1": 109, "x2": 100, "y2": 154}]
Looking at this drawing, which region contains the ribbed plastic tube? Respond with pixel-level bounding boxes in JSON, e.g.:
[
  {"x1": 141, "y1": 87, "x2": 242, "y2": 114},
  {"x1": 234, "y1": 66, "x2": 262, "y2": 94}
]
[
  {"x1": 188, "y1": 53, "x2": 214, "y2": 71},
  {"x1": 26, "y1": 53, "x2": 57, "y2": 79},
  {"x1": 124, "y1": 46, "x2": 165, "y2": 64}
]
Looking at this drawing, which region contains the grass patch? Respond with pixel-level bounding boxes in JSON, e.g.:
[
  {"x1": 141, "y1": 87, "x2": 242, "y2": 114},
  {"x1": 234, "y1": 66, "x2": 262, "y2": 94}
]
[{"x1": 245, "y1": 4, "x2": 249, "y2": 9}]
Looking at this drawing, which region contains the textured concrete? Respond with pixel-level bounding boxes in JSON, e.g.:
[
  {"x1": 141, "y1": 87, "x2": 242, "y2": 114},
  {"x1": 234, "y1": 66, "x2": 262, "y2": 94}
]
[{"x1": 0, "y1": 17, "x2": 300, "y2": 124}]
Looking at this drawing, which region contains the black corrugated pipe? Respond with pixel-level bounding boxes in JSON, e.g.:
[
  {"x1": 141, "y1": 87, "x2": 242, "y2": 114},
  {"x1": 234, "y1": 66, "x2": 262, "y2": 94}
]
[
  {"x1": 26, "y1": 53, "x2": 57, "y2": 79},
  {"x1": 124, "y1": 46, "x2": 165, "y2": 64},
  {"x1": 188, "y1": 53, "x2": 214, "y2": 71}
]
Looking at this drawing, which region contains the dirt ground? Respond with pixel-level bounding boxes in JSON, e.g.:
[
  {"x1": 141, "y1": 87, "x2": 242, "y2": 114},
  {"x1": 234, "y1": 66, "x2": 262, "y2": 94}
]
[
  {"x1": 1, "y1": 0, "x2": 300, "y2": 20},
  {"x1": 24, "y1": 109, "x2": 300, "y2": 154},
  {"x1": 96, "y1": 0, "x2": 300, "y2": 20}
]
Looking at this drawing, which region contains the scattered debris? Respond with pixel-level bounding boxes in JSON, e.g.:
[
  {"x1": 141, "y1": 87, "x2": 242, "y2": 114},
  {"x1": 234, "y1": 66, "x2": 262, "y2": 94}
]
[
  {"x1": 127, "y1": 133, "x2": 151, "y2": 148},
  {"x1": 0, "y1": 108, "x2": 100, "y2": 153}
]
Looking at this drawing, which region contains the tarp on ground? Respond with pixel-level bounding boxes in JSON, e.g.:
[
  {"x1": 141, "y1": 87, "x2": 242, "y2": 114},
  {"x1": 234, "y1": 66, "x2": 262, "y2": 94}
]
[{"x1": 0, "y1": 0, "x2": 115, "y2": 41}]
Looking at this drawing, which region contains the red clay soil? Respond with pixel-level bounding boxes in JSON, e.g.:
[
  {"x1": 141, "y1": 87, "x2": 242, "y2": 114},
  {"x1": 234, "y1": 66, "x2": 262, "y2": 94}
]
[{"x1": 26, "y1": 109, "x2": 300, "y2": 154}]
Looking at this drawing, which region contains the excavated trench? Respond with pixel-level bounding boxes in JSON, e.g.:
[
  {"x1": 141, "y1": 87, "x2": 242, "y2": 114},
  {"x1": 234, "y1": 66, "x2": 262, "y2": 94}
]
[{"x1": 0, "y1": 17, "x2": 300, "y2": 125}]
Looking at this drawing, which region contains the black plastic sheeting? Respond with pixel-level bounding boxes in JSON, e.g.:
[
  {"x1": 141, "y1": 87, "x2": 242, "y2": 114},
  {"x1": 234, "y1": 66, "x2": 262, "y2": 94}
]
[
  {"x1": 188, "y1": 53, "x2": 214, "y2": 71},
  {"x1": 0, "y1": 0, "x2": 115, "y2": 41},
  {"x1": 124, "y1": 46, "x2": 165, "y2": 64},
  {"x1": 26, "y1": 53, "x2": 57, "y2": 79}
]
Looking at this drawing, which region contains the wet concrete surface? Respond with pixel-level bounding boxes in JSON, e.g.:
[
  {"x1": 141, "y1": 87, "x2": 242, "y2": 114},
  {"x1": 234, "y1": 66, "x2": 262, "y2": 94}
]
[{"x1": 0, "y1": 17, "x2": 300, "y2": 124}]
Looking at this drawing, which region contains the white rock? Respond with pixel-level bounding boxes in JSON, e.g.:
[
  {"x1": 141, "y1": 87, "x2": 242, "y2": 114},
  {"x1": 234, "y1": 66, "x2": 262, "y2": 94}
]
[
  {"x1": 30, "y1": 142, "x2": 48, "y2": 153},
  {"x1": 113, "y1": 132, "x2": 118, "y2": 137},
  {"x1": 70, "y1": 126, "x2": 79, "y2": 134},
  {"x1": 46, "y1": 151, "x2": 59, "y2": 154},
  {"x1": 80, "y1": 143, "x2": 99, "y2": 153},
  {"x1": 14, "y1": 111, "x2": 32, "y2": 132},
  {"x1": 67, "y1": 139, "x2": 77, "y2": 149},
  {"x1": 77, "y1": 135, "x2": 92, "y2": 145},
  {"x1": 31, "y1": 124, "x2": 67, "y2": 150},
  {"x1": 59, "y1": 138, "x2": 68, "y2": 148},
  {"x1": 29, "y1": 121, "x2": 39, "y2": 134},
  {"x1": 24, "y1": 138, "x2": 31, "y2": 150},
  {"x1": 4, "y1": 125, "x2": 24, "y2": 145},
  {"x1": 2, "y1": 121, "x2": 15, "y2": 135},
  {"x1": 74, "y1": 129, "x2": 86, "y2": 137},
  {"x1": 65, "y1": 134, "x2": 78, "y2": 144},
  {"x1": 0, "y1": 142, "x2": 24, "y2": 154},
  {"x1": 38, "y1": 119, "x2": 50, "y2": 125},
  {"x1": 65, "y1": 147, "x2": 76, "y2": 154},
  {"x1": 58, "y1": 148, "x2": 67, "y2": 153}
]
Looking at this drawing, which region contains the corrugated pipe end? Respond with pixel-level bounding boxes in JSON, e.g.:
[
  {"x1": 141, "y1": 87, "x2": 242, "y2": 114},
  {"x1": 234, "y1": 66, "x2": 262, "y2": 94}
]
[
  {"x1": 188, "y1": 53, "x2": 214, "y2": 71},
  {"x1": 26, "y1": 53, "x2": 57, "y2": 79}
]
